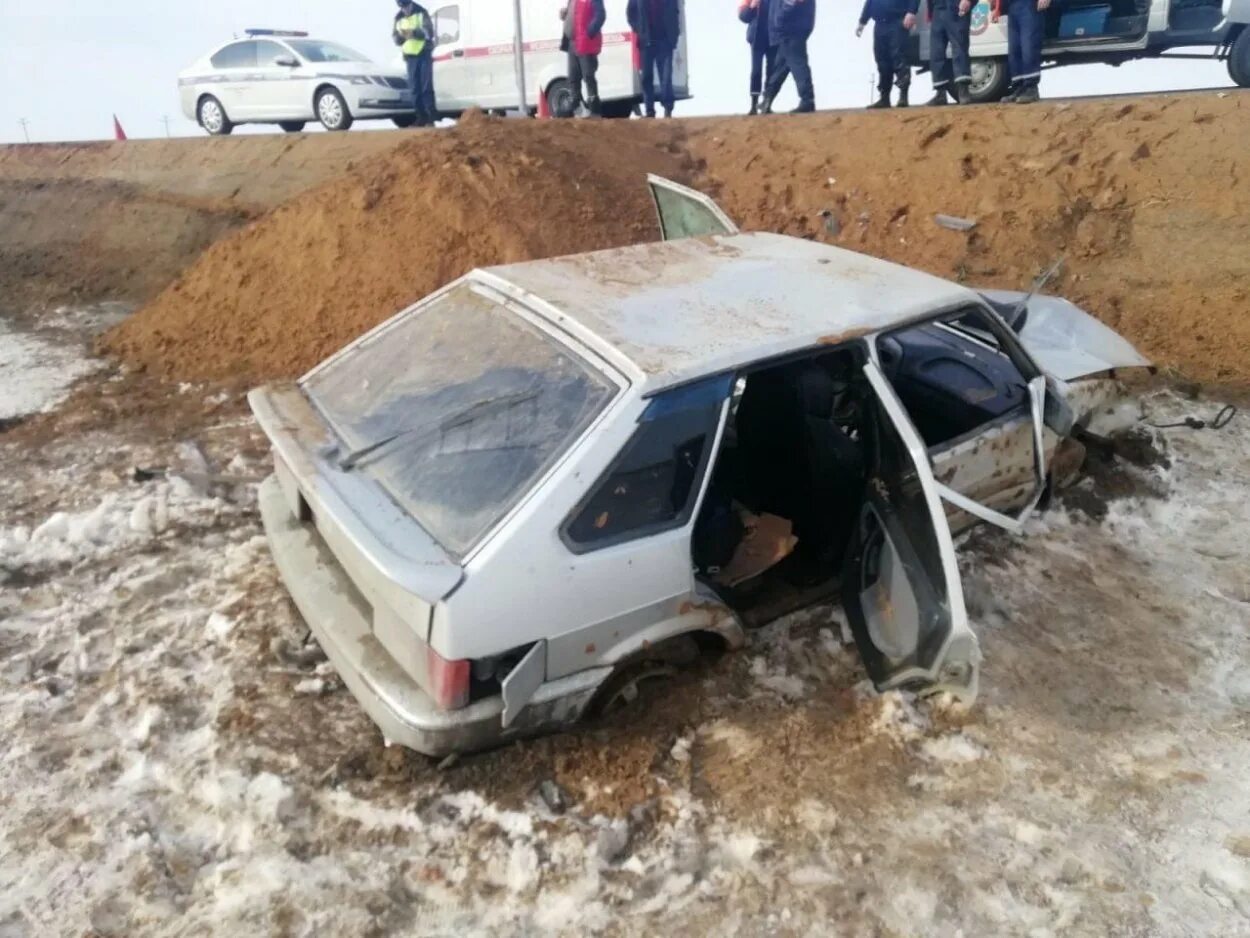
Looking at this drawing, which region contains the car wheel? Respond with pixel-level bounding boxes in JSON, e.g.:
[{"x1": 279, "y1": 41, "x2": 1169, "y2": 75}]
[
  {"x1": 589, "y1": 635, "x2": 701, "y2": 718},
  {"x1": 546, "y1": 78, "x2": 577, "y2": 118},
  {"x1": 1228, "y1": 30, "x2": 1250, "y2": 87},
  {"x1": 279, "y1": 121, "x2": 306, "y2": 133},
  {"x1": 392, "y1": 115, "x2": 416, "y2": 128},
  {"x1": 315, "y1": 87, "x2": 354, "y2": 131},
  {"x1": 197, "y1": 96, "x2": 233, "y2": 136},
  {"x1": 967, "y1": 58, "x2": 1011, "y2": 104},
  {"x1": 594, "y1": 662, "x2": 680, "y2": 716}
]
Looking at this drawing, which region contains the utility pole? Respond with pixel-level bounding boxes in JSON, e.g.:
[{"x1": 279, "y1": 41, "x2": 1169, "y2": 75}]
[
  {"x1": 160, "y1": 115, "x2": 172, "y2": 138},
  {"x1": 512, "y1": 0, "x2": 529, "y2": 114},
  {"x1": 18, "y1": 118, "x2": 30, "y2": 143}
]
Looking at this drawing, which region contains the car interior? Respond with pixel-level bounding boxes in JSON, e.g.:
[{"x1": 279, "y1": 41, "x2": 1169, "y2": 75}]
[{"x1": 692, "y1": 316, "x2": 1030, "y2": 627}]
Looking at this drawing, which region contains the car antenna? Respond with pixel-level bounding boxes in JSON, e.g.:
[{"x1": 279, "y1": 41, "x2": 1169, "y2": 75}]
[{"x1": 1009, "y1": 256, "x2": 1064, "y2": 326}]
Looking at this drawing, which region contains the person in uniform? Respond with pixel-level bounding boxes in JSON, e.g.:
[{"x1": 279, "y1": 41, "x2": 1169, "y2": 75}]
[
  {"x1": 856, "y1": 0, "x2": 917, "y2": 109},
  {"x1": 994, "y1": 0, "x2": 1050, "y2": 102},
  {"x1": 393, "y1": 0, "x2": 437, "y2": 126},
  {"x1": 926, "y1": 0, "x2": 974, "y2": 105},
  {"x1": 761, "y1": 0, "x2": 817, "y2": 114}
]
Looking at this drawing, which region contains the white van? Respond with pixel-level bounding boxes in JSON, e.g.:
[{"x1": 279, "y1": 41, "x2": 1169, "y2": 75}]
[
  {"x1": 911, "y1": 0, "x2": 1250, "y2": 103},
  {"x1": 428, "y1": 0, "x2": 690, "y2": 117}
]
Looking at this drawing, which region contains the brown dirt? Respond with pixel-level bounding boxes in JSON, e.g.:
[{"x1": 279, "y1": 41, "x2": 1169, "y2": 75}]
[
  {"x1": 0, "y1": 133, "x2": 403, "y2": 314},
  {"x1": 101, "y1": 117, "x2": 696, "y2": 383}
]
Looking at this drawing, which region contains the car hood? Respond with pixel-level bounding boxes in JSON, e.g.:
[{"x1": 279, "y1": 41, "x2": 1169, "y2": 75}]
[{"x1": 980, "y1": 290, "x2": 1152, "y2": 382}]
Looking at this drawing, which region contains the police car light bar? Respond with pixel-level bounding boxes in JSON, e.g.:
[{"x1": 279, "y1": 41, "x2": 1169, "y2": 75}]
[{"x1": 244, "y1": 29, "x2": 310, "y2": 37}]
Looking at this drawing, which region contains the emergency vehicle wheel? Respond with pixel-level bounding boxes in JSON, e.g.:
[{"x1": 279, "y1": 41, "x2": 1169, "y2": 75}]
[
  {"x1": 967, "y1": 58, "x2": 1011, "y2": 104},
  {"x1": 279, "y1": 121, "x2": 306, "y2": 133},
  {"x1": 316, "y1": 88, "x2": 354, "y2": 132},
  {"x1": 1229, "y1": 30, "x2": 1250, "y2": 87},
  {"x1": 392, "y1": 115, "x2": 416, "y2": 128},
  {"x1": 546, "y1": 79, "x2": 577, "y2": 118},
  {"x1": 197, "y1": 96, "x2": 233, "y2": 136}
]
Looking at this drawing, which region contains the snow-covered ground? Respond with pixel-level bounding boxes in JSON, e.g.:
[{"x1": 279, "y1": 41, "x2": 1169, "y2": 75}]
[{"x1": 1, "y1": 323, "x2": 1248, "y2": 935}]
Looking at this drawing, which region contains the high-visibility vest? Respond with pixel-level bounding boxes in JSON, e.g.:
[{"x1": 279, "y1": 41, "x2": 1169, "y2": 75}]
[{"x1": 398, "y1": 13, "x2": 427, "y2": 56}]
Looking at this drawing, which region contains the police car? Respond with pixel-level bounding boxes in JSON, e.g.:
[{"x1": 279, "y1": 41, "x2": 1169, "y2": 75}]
[{"x1": 178, "y1": 30, "x2": 414, "y2": 134}]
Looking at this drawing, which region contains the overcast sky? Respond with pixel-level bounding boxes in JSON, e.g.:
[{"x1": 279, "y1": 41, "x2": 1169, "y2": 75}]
[{"x1": 0, "y1": 0, "x2": 1233, "y2": 143}]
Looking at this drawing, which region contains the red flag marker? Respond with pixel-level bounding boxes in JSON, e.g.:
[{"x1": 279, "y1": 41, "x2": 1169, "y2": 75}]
[{"x1": 113, "y1": 115, "x2": 128, "y2": 141}]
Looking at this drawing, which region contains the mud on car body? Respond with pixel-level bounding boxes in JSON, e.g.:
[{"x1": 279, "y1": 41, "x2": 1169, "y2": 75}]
[{"x1": 249, "y1": 177, "x2": 1151, "y2": 756}]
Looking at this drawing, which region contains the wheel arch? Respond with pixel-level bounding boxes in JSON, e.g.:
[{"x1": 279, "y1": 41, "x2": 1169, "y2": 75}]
[{"x1": 312, "y1": 80, "x2": 347, "y2": 110}]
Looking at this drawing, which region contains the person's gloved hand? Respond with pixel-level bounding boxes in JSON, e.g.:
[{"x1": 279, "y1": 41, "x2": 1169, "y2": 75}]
[{"x1": 856, "y1": 22, "x2": 865, "y2": 36}]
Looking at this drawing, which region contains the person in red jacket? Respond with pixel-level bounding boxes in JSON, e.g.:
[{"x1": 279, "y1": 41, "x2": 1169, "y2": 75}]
[{"x1": 560, "y1": 0, "x2": 608, "y2": 116}]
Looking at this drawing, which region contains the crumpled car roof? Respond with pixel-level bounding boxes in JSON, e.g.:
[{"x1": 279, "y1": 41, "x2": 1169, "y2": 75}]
[{"x1": 480, "y1": 232, "x2": 978, "y2": 392}]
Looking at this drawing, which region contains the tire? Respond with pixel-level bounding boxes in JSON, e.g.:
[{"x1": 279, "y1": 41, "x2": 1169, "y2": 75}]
[
  {"x1": 546, "y1": 78, "x2": 577, "y2": 118},
  {"x1": 588, "y1": 635, "x2": 700, "y2": 719},
  {"x1": 1229, "y1": 30, "x2": 1250, "y2": 87},
  {"x1": 967, "y1": 58, "x2": 1011, "y2": 104},
  {"x1": 315, "y1": 87, "x2": 353, "y2": 131},
  {"x1": 279, "y1": 121, "x2": 306, "y2": 133},
  {"x1": 392, "y1": 115, "x2": 416, "y2": 128},
  {"x1": 197, "y1": 96, "x2": 233, "y2": 136}
]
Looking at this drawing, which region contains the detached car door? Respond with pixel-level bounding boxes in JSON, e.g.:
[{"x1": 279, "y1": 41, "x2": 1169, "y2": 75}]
[
  {"x1": 648, "y1": 175, "x2": 740, "y2": 241},
  {"x1": 843, "y1": 361, "x2": 981, "y2": 700}
]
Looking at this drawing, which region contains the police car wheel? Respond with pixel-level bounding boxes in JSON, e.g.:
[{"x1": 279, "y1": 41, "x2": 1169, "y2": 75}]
[
  {"x1": 316, "y1": 88, "x2": 354, "y2": 132},
  {"x1": 279, "y1": 121, "x2": 306, "y2": 134},
  {"x1": 197, "y1": 96, "x2": 233, "y2": 136},
  {"x1": 1229, "y1": 30, "x2": 1250, "y2": 88}
]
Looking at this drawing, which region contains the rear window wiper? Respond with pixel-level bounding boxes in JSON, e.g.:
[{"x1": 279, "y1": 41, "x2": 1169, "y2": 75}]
[{"x1": 337, "y1": 390, "x2": 540, "y2": 471}]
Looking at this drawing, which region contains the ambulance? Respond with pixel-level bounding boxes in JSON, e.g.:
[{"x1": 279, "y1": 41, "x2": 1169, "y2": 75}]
[{"x1": 428, "y1": 0, "x2": 690, "y2": 117}]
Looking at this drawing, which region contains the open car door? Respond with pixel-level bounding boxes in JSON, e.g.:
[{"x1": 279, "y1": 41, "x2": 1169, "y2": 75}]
[
  {"x1": 647, "y1": 174, "x2": 740, "y2": 241},
  {"x1": 843, "y1": 361, "x2": 981, "y2": 700}
]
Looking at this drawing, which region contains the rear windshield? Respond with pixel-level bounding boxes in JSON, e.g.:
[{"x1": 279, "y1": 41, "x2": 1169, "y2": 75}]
[{"x1": 304, "y1": 285, "x2": 617, "y2": 558}]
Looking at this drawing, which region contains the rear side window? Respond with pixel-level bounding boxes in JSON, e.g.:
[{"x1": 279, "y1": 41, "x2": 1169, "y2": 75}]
[
  {"x1": 211, "y1": 41, "x2": 257, "y2": 69},
  {"x1": 565, "y1": 377, "x2": 729, "y2": 549},
  {"x1": 434, "y1": 5, "x2": 461, "y2": 43}
]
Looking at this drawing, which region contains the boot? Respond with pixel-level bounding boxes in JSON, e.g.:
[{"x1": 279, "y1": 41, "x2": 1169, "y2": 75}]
[
  {"x1": 925, "y1": 88, "x2": 950, "y2": 106},
  {"x1": 867, "y1": 93, "x2": 891, "y2": 110},
  {"x1": 897, "y1": 86, "x2": 910, "y2": 108},
  {"x1": 955, "y1": 82, "x2": 972, "y2": 105},
  {"x1": 1001, "y1": 84, "x2": 1020, "y2": 104},
  {"x1": 1013, "y1": 85, "x2": 1040, "y2": 104},
  {"x1": 748, "y1": 93, "x2": 760, "y2": 116},
  {"x1": 791, "y1": 100, "x2": 815, "y2": 114},
  {"x1": 761, "y1": 94, "x2": 775, "y2": 115}
]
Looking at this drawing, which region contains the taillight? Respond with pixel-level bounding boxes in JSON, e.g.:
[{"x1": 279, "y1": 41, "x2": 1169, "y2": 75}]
[{"x1": 426, "y1": 645, "x2": 471, "y2": 710}]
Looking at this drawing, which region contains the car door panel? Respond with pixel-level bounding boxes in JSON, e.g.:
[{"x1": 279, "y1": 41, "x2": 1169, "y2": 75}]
[{"x1": 844, "y1": 362, "x2": 979, "y2": 700}]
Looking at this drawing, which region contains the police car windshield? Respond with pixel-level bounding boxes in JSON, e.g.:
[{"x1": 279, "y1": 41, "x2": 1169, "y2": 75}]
[{"x1": 286, "y1": 40, "x2": 369, "y2": 63}]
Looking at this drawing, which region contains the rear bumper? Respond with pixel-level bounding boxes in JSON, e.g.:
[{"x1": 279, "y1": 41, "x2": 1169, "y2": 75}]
[{"x1": 257, "y1": 475, "x2": 610, "y2": 756}]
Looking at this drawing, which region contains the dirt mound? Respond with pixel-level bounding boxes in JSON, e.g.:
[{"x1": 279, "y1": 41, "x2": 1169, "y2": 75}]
[
  {"x1": 99, "y1": 94, "x2": 1250, "y2": 387},
  {"x1": 103, "y1": 118, "x2": 693, "y2": 383},
  {"x1": 686, "y1": 94, "x2": 1250, "y2": 387}
]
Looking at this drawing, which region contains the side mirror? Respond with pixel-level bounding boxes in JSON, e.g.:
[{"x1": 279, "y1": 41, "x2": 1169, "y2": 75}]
[{"x1": 273, "y1": 55, "x2": 299, "y2": 67}]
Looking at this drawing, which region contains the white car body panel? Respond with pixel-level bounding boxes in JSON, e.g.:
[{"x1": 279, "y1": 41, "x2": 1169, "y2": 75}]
[{"x1": 981, "y1": 290, "x2": 1154, "y2": 382}]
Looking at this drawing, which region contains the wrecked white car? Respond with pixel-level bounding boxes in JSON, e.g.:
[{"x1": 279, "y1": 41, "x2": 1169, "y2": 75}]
[{"x1": 249, "y1": 177, "x2": 1150, "y2": 756}]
